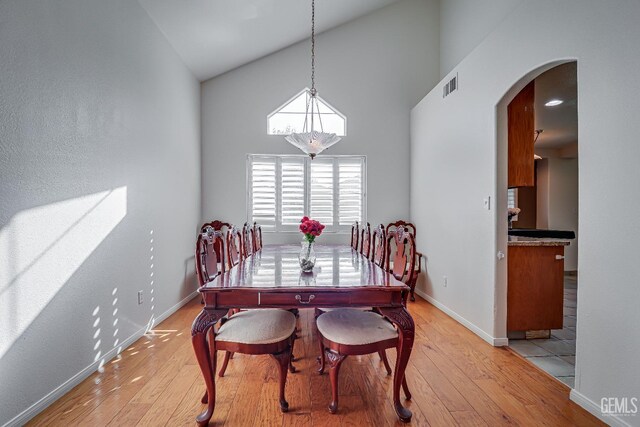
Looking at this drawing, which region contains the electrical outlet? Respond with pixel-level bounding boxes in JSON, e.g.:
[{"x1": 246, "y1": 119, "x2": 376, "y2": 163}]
[
  {"x1": 483, "y1": 196, "x2": 491, "y2": 210},
  {"x1": 137, "y1": 291, "x2": 144, "y2": 305},
  {"x1": 443, "y1": 276, "x2": 448, "y2": 287}
]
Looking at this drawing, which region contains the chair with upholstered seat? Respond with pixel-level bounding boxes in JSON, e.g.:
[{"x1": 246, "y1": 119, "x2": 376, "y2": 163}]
[
  {"x1": 197, "y1": 226, "x2": 227, "y2": 304},
  {"x1": 195, "y1": 230, "x2": 297, "y2": 412},
  {"x1": 350, "y1": 221, "x2": 359, "y2": 250},
  {"x1": 241, "y1": 222, "x2": 255, "y2": 258},
  {"x1": 218, "y1": 224, "x2": 297, "y2": 377},
  {"x1": 315, "y1": 221, "x2": 394, "y2": 379},
  {"x1": 371, "y1": 224, "x2": 386, "y2": 267},
  {"x1": 386, "y1": 221, "x2": 422, "y2": 301},
  {"x1": 200, "y1": 220, "x2": 231, "y2": 268},
  {"x1": 385, "y1": 226, "x2": 417, "y2": 291},
  {"x1": 253, "y1": 222, "x2": 263, "y2": 251},
  {"x1": 226, "y1": 226, "x2": 243, "y2": 269},
  {"x1": 316, "y1": 309, "x2": 411, "y2": 414},
  {"x1": 360, "y1": 222, "x2": 371, "y2": 258}
]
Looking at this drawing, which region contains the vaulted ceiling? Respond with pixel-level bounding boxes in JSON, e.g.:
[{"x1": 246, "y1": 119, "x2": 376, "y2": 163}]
[{"x1": 138, "y1": 0, "x2": 400, "y2": 81}]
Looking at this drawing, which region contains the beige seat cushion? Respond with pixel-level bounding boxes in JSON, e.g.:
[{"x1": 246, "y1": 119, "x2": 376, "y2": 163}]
[
  {"x1": 318, "y1": 307, "x2": 372, "y2": 312},
  {"x1": 216, "y1": 309, "x2": 296, "y2": 345},
  {"x1": 316, "y1": 309, "x2": 398, "y2": 345}
]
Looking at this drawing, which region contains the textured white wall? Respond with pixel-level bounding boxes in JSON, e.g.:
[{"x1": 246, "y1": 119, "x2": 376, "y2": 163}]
[
  {"x1": 412, "y1": 0, "x2": 640, "y2": 423},
  {"x1": 537, "y1": 158, "x2": 579, "y2": 271},
  {"x1": 0, "y1": 0, "x2": 200, "y2": 424},
  {"x1": 201, "y1": 0, "x2": 440, "y2": 244},
  {"x1": 439, "y1": 0, "x2": 522, "y2": 78},
  {"x1": 536, "y1": 159, "x2": 551, "y2": 229}
]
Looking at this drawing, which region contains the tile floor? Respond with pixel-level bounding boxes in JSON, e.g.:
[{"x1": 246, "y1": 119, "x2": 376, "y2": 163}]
[{"x1": 509, "y1": 274, "x2": 577, "y2": 388}]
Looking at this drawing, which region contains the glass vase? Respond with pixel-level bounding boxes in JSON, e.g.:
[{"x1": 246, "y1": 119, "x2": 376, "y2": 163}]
[{"x1": 299, "y1": 240, "x2": 316, "y2": 272}]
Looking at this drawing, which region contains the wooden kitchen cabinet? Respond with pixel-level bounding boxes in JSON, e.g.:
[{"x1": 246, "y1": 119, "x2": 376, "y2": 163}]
[
  {"x1": 507, "y1": 244, "x2": 565, "y2": 331},
  {"x1": 508, "y1": 80, "x2": 535, "y2": 187}
]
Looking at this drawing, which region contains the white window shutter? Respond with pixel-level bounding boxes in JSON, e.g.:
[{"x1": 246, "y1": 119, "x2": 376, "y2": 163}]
[
  {"x1": 250, "y1": 157, "x2": 277, "y2": 230},
  {"x1": 248, "y1": 154, "x2": 365, "y2": 233},
  {"x1": 310, "y1": 159, "x2": 334, "y2": 226},
  {"x1": 338, "y1": 158, "x2": 364, "y2": 226},
  {"x1": 280, "y1": 157, "x2": 306, "y2": 227}
]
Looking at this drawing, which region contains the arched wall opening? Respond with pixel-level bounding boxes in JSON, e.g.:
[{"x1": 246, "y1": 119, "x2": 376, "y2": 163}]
[{"x1": 494, "y1": 59, "x2": 578, "y2": 342}]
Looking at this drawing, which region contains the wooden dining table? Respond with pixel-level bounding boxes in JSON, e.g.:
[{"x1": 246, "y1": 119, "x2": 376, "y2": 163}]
[{"x1": 191, "y1": 244, "x2": 415, "y2": 425}]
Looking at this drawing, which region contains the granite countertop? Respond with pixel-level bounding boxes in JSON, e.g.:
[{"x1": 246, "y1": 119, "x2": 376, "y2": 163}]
[{"x1": 508, "y1": 236, "x2": 571, "y2": 247}]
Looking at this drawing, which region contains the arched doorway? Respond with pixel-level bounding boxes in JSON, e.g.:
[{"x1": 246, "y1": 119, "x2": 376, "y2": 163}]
[{"x1": 495, "y1": 60, "x2": 579, "y2": 387}]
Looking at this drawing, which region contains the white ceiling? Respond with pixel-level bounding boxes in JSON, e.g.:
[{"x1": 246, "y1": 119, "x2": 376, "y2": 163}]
[
  {"x1": 138, "y1": 0, "x2": 399, "y2": 81},
  {"x1": 534, "y1": 62, "x2": 578, "y2": 149}
]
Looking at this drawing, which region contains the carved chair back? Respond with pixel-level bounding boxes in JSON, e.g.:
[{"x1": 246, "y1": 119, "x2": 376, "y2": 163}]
[
  {"x1": 371, "y1": 224, "x2": 387, "y2": 268},
  {"x1": 360, "y1": 222, "x2": 372, "y2": 259},
  {"x1": 253, "y1": 222, "x2": 263, "y2": 251},
  {"x1": 386, "y1": 220, "x2": 417, "y2": 239},
  {"x1": 242, "y1": 222, "x2": 255, "y2": 258},
  {"x1": 200, "y1": 220, "x2": 231, "y2": 269},
  {"x1": 195, "y1": 227, "x2": 226, "y2": 286},
  {"x1": 226, "y1": 226, "x2": 243, "y2": 269},
  {"x1": 385, "y1": 226, "x2": 416, "y2": 283},
  {"x1": 350, "y1": 221, "x2": 360, "y2": 250}
]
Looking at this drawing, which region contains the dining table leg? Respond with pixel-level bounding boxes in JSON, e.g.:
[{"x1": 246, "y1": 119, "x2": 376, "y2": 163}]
[
  {"x1": 378, "y1": 305, "x2": 415, "y2": 423},
  {"x1": 191, "y1": 308, "x2": 227, "y2": 426}
]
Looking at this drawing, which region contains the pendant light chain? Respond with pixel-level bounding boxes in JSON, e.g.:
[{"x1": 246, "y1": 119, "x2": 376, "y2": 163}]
[
  {"x1": 310, "y1": 0, "x2": 316, "y2": 96},
  {"x1": 284, "y1": 0, "x2": 342, "y2": 159}
]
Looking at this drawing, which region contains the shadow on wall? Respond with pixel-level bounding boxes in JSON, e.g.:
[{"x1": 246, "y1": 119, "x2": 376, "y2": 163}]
[{"x1": 0, "y1": 187, "x2": 127, "y2": 362}]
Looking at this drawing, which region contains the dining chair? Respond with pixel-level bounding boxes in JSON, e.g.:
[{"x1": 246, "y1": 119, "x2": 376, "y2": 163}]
[
  {"x1": 195, "y1": 230, "x2": 297, "y2": 413},
  {"x1": 316, "y1": 221, "x2": 393, "y2": 378},
  {"x1": 386, "y1": 221, "x2": 423, "y2": 301},
  {"x1": 350, "y1": 221, "x2": 359, "y2": 250},
  {"x1": 316, "y1": 309, "x2": 411, "y2": 414},
  {"x1": 226, "y1": 226, "x2": 243, "y2": 269},
  {"x1": 385, "y1": 226, "x2": 417, "y2": 288},
  {"x1": 219, "y1": 224, "x2": 297, "y2": 377},
  {"x1": 385, "y1": 220, "x2": 416, "y2": 238},
  {"x1": 253, "y1": 222, "x2": 263, "y2": 251},
  {"x1": 360, "y1": 222, "x2": 371, "y2": 259},
  {"x1": 200, "y1": 220, "x2": 231, "y2": 272},
  {"x1": 241, "y1": 222, "x2": 255, "y2": 258},
  {"x1": 196, "y1": 227, "x2": 226, "y2": 285},
  {"x1": 371, "y1": 224, "x2": 386, "y2": 268}
]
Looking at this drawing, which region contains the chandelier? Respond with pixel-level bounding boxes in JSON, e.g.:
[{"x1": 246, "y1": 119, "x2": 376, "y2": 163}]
[{"x1": 285, "y1": 0, "x2": 341, "y2": 159}]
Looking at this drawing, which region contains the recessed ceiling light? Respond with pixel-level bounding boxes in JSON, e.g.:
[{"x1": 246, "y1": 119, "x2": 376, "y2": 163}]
[{"x1": 545, "y1": 99, "x2": 563, "y2": 107}]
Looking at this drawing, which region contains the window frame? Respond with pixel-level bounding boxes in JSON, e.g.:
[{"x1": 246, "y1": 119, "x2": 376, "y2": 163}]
[
  {"x1": 508, "y1": 188, "x2": 519, "y2": 221},
  {"x1": 266, "y1": 88, "x2": 347, "y2": 137},
  {"x1": 246, "y1": 154, "x2": 366, "y2": 234}
]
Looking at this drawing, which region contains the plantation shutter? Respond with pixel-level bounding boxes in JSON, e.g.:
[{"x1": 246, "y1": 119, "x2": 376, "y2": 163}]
[
  {"x1": 310, "y1": 159, "x2": 334, "y2": 226},
  {"x1": 247, "y1": 155, "x2": 366, "y2": 232},
  {"x1": 280, "y1": 157, "x2": 306, "y2": 227},
  {"x1": 249, "y1": 157, "x2": 277, "y2": 230},
  {"x1": 338, "y1": 158, "x2": 364, "y2": 226}
]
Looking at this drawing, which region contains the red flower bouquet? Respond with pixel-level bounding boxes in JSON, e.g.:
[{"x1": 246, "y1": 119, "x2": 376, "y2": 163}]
[
  {"x1": 299, "y1": 216, "x2": 325, "y2": 243},
  {"x1": 299, "y1": 217, "x2": 323, "y2": 272}
]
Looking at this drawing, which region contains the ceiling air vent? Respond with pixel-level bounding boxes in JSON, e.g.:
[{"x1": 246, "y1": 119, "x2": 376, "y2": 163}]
[{"x1": 443, "y1": 73, "x2": 458, "y2": 98}]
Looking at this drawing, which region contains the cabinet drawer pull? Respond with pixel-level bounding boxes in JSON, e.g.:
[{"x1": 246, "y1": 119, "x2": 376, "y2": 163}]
[
  {"x1": 295, "y1": 294, "x2": 315, "y2": 304},
  {"x1": 555, "y1": 255, "x2": 565, "y2": 260}
]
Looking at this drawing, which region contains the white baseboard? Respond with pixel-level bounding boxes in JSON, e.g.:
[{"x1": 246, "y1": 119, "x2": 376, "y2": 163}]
[
  {"x1": 413, "y1": 288, "x2": 508, "y2": 347},
  {"x1": 570, "y1": 389, "x2": 633, "y2": 427},
  {"x1": 3, "y1": 291, "x2": 199, "y2": 427}
]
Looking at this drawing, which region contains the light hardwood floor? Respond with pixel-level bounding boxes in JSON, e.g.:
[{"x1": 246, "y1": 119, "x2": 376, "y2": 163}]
[{"x1": 28, "y1": 296, "x2": 603, "y2": 426}]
